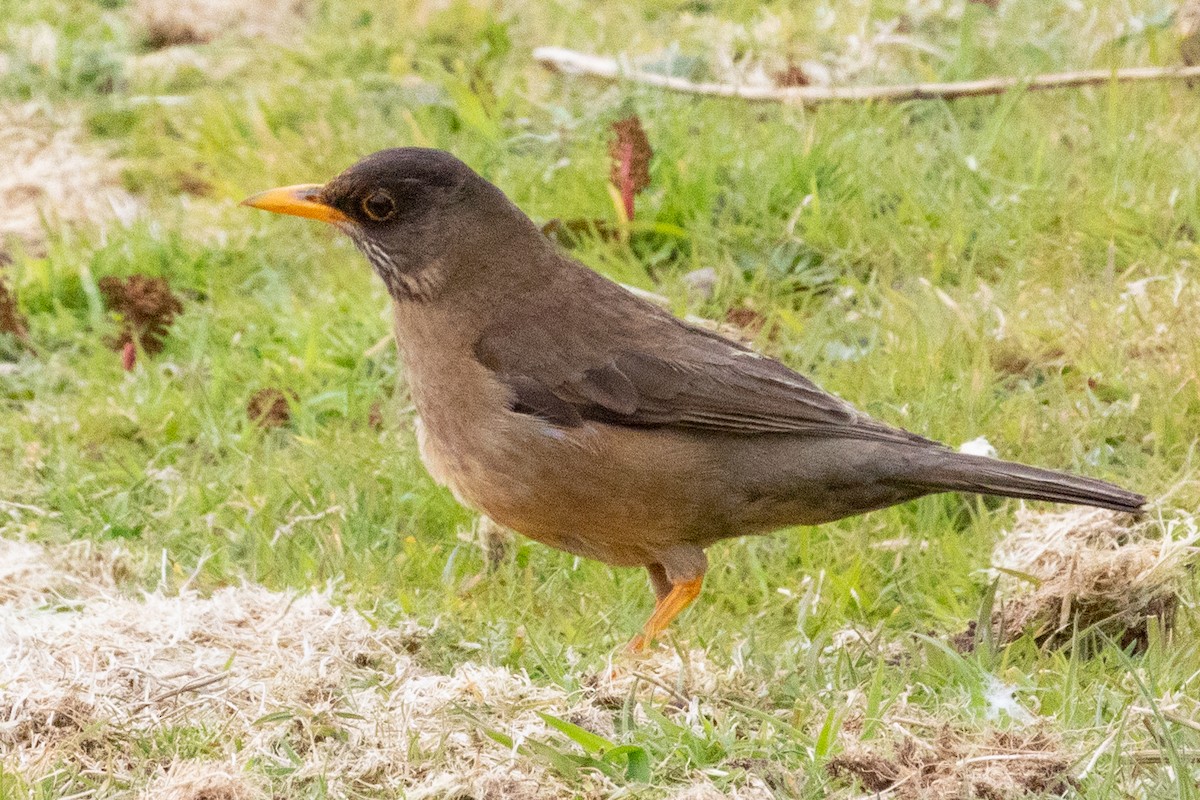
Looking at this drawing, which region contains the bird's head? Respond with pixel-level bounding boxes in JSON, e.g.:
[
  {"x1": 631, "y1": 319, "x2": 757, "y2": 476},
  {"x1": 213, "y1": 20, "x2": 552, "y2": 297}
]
[{"x1": 242, "y1": 148, "x2": 534, "y2": 302}]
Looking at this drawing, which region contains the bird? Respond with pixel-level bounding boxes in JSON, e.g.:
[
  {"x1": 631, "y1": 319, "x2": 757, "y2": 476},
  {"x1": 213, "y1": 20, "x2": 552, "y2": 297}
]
[{"x1": 242, "y1": 148, "x2": 1146, "y2": 652}]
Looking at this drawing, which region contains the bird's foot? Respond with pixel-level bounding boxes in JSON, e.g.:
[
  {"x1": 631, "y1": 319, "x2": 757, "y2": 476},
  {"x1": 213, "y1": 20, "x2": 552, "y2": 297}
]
[{"x1": 620, "y1": 575, "x2": 703, "y2": 659}]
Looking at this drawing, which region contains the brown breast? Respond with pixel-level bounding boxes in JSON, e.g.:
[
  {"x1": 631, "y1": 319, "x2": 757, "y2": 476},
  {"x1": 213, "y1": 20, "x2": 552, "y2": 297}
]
[{"x1": 391, "y1": 303, "x2": 729, "y2": 568}]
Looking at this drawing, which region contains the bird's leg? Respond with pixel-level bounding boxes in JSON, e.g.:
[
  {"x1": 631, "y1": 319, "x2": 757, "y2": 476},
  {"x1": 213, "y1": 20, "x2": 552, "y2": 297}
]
[
  {"x1": 647, "y1": 563, "x2": 672, "y2": 603},
  {"x1": 624, "y1": 547, "x2": 707, "y2": 653},
  {"x1": 625, "y1": 577, "x2": 704, "y2": 653}
]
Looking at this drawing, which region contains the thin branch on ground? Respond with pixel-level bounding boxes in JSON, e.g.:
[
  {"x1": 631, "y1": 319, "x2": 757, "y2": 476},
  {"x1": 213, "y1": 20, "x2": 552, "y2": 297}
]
[
  {"x1": 533, "y1": 47, "x2": 1200, "y2": 105},
  {"x1": 1127, "y1": 748, "x2": 1200, "y2": 763}
]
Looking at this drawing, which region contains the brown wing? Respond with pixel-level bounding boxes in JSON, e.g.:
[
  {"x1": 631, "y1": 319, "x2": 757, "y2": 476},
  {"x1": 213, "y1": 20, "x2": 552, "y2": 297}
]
[{"x1": 475, "y1": 261, "x2": 932, "y2": 445}]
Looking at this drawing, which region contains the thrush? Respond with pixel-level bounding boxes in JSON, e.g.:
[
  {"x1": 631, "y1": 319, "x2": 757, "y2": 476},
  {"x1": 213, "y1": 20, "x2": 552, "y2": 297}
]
[{"x1": 243, "y1": 148, "x2": 1146, "y2": 651}]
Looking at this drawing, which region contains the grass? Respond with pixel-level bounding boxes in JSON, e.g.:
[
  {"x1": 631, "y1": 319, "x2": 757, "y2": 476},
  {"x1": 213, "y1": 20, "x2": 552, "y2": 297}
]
[{"x1": 1, "y1": 0, "x2": 1199, "y2": 797}]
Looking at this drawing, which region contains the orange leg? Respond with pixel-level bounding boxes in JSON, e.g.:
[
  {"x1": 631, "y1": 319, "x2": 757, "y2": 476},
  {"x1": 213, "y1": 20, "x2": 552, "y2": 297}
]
[{"x1": 625, "y1": 576, "x2": 704, "y2": 653}]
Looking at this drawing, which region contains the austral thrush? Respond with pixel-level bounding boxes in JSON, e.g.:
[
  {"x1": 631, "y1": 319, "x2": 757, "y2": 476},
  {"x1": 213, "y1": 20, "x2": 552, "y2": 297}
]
[{"x1": 243, "y1": 148, "x2": 1145, "y2": 651}]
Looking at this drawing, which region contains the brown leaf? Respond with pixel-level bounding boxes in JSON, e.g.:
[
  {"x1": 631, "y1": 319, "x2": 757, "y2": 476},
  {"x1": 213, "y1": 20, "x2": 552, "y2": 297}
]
[
  {"x1": 608, "y1": 115, "x2": 652, "y2": 221},
  {"x1": 368, "y1": 401, "x2": 384, "y2": 430},
  {"x1": 771, "y1": 61, "x2": 811, "y2": 87},
  {"x1": 0, "y1": 276, "x2": 30, "y2": 345},
  {"x1": 98, "y1": 274, "x2": 184, "y2": 356},
  {"x1": 541, "y1": 217, "x2": 620, "y2": 247},
  {"x1": 121, "y1": 341, "x2": 137, "y2": 372},
  {"x1": 723, "y1": 306, "x2": 771, "y2": 337},
  {"x1": 174, "y1": 169, "x2": 215, "y2": 197},
  {"x1": 247, "y1": 388, "x2": 296, "y2": 429}
]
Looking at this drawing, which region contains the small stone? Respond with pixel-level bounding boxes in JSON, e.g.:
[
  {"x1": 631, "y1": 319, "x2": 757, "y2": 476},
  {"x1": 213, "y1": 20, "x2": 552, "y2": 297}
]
[{"x1": 681, "y1": 267, "x2": 718, "y2": 301}]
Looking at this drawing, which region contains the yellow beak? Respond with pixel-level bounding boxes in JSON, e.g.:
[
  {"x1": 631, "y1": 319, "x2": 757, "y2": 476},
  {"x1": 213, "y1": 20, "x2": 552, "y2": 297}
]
[{"x1": 240, "y1": 183, "x2": 351, "y2": 225}]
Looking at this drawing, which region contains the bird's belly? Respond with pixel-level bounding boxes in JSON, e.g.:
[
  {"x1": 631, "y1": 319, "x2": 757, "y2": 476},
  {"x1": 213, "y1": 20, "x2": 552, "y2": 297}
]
[
  {"x1": 416, "y1": 415, "x2": 724, "y2": 567},
  {"x1": 414, "y1": 416, "x2": 473, "y2": 502}
]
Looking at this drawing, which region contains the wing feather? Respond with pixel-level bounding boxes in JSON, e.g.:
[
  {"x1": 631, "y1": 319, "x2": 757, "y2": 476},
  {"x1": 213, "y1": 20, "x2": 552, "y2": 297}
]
[{"x1": 476, "y1": 263, "x2": 930, "y2": 445}]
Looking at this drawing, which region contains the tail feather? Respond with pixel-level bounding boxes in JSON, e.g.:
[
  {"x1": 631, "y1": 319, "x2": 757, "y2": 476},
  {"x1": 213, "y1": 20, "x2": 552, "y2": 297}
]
[{"x1": 905, "y1": 451, "x2": 1145, "y2": 514}]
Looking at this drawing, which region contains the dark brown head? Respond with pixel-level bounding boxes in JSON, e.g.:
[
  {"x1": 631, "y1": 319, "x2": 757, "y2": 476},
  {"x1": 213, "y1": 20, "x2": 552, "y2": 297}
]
[{"x1": 242, "y1": 148, "x2": 539, "y2": 301}]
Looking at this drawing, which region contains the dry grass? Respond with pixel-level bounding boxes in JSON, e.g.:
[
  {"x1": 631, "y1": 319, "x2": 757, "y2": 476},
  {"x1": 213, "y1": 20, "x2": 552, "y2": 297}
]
[
  {"x1": 0, "y1": 103, "x2": 139, "y2": 253},
  {"x1": 0, "y1": 535, "x2": 572, "y2": 796},
  {"x1": 589, "y1": 646, "x2": 753, "y2": 711},
  {"x1": 0, "y1": 539, "x2": 61, "y2": 604},
  {"x1": 826, "y1": 693, "x2": 1080, "y2": 800},
  {"x1": 986, "y1": 507, "x2": 1199, "y2": 648},
  {"x1": 1180, "y1": 0, "x2": 1200, "y2": 66},
  {"x1": 828, "y1": 724, "x2": 1075, "y2": 799},
  {"x1": 141, "y1": 761, "x2": 263, "y2": 800},
  {"x1": 667, "y1": 779, "x2": 774, "y2": 799},
  {"x1": 0, "y1": 536, "x2": 123, "y2": 606},
  {"x1": 1, "y1": 536, "x2": 781, "y2": 798}
]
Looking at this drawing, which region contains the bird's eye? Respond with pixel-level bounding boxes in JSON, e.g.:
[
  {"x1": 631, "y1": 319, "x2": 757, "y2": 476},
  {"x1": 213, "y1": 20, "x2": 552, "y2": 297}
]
[{"x1": 362, "y1": 190, "x2": 396, "y2": 221}]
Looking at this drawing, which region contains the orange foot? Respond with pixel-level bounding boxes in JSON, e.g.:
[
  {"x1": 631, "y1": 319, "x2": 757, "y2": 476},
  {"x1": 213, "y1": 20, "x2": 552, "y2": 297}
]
[{"x1": 624, "y1": 576, "x2": 703, "y2": 654}]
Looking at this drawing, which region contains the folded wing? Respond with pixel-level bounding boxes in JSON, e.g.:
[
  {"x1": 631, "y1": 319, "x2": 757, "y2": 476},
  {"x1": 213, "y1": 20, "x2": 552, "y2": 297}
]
[{"x1": 477, "y1": 277, "x2": 933, "y2": 446}]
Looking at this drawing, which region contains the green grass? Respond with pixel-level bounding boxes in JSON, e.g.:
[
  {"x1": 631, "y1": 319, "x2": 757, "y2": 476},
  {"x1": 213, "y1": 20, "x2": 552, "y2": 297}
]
[{"x1": 2, "y1": 0, "x2": 1199, "y2": 797}]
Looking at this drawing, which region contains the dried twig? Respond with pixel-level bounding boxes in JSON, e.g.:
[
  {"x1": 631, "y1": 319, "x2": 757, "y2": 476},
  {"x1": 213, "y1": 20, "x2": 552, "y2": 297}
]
[
  {"x1": 534, "y1": 46, "x2": 1200, "y2": 105},
  {"x1": 0, "y1": 498, "x2": 54, "y2": 517},
  {"x1": 1126, "y1": 748, "x2": 1200, "y2": 763},
  {"x1": 270, "y1": 505, "x2": 344, "y2": 545},
  {"x1": 628, "y1": 670, "x2": 692, "y2": 706},
  {"x1": 1131, "y1": 706, "x2": 1200, "y2": 735},
  {"x1": 130, "y1": 672, "x2": 230, "y2": 713}
]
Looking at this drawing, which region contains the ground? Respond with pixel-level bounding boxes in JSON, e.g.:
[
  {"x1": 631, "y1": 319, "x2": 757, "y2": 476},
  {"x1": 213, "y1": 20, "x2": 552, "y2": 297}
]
[{"x1": 1, "y1": 0, "x2": 1199, "y2": 798}]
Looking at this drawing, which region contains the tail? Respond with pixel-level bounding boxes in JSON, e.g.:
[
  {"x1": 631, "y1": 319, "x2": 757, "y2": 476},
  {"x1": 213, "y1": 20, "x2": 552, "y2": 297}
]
[{"x1": 903, "y1": 450, "x2": 1146, "y2": 514}]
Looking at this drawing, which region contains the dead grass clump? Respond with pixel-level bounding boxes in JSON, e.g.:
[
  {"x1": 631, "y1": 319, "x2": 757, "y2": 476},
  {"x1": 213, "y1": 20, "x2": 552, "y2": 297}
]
[
  {"x1": 828, "y1": 748, "x2": 902, "y2": 792},
  {"x1": 828, "y1": 726, "x2": 1076, "y2": 799},
  {"x1": 540, "y1": 217, "x2": 620, "y2": 247},
  {"x1": 405, "y1": 768, "x2": 565, "y2": 800},
  {"x1": 132, "y1": 0, "x2": 307, "y2": 49},
  {"x1": 0, "y1": 538, "x2": 59, "y2": 604},
  {"x1": 587, "y1": 647, "x2": 749, "y2": 711},
  {"x1": 668, "y1": 779, "x2": 775, "y2": 799},
  {"x1": 0, "y1": 103, "x2": 139, "y2": 253},
  {"x1": 0, "y1": 536, "x2": 121, "y2": 605},
  {"x1": 98, "y1": 274, "x2": 185, "y2": 356},
  {"x1": 989, "y1": 337, "x2": 1067, "y2": 382},
  {"x1": 142, "y1": 762, "x2": 262, "y2": 800},
  {"x1": 0, "y1": 538, "x2": 774, "y2": 798},
  {"x1": 986, "y1": 508, "x2": 1198, "y2": 649},
  {"x1": 0, "y1": 537, "x2": 593, "y2": 797},
  {"x1": 0, "y1": 693, "x2": 96, "y2": 752},
  {"x1": 246, "y1": 387, "x2": 296, "y2": 428}
]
